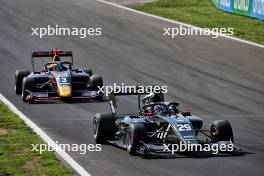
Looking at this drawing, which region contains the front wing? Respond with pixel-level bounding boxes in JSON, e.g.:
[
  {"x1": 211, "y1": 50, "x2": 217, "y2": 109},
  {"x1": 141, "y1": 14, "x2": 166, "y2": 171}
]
[{"x1": 24, "y1": 90, "x2": 103, "y2": 101}]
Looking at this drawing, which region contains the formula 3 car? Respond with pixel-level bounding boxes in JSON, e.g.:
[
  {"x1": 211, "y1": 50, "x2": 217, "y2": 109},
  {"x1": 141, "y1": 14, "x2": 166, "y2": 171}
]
[
  {"x1": 15, "y1": 49, "x2": 103, "y2": 102},
  {"x1": 93, "y1": 92, "x2": 239, "y2": 157}
]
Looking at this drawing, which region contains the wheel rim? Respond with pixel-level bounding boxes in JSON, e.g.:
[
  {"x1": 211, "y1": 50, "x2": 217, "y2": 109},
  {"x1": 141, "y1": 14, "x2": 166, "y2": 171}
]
[
  {"x1": 211, "y1": 126, "x2": 217, "y2": 140},
  {"x1": 93, "y1": 118, "x2": 98, "y2": 138},
  {"x1": 22, "y1": 91, "x2": 26, "y2": 100},
  {"x1": 126, "y1": 130, "x2": 132, "y2": 150},
  {"x1": 22, "y1": 90, "x2": 32, "y2": 102}
]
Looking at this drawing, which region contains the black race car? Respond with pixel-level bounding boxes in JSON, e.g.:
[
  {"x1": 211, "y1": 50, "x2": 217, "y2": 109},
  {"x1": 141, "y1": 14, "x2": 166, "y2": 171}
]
[
  {"x1": 93, "y1": 92, "x2": 240, "y2": 157},
  {"x1": 15, "y1": 49, "x2": 103, "y2": 102}
]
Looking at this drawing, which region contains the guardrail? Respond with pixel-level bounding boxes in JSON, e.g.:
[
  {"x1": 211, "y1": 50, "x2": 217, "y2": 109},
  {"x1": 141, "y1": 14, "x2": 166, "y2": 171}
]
[{"x1": 210, "y1": 0, "x2": 264, "y2": 20}]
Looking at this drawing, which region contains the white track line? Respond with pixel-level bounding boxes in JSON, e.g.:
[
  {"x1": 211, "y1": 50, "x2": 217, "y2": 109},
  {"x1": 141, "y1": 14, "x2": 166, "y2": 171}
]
[
  {"x1": 96, "y1": 0, "x2": 264, "y2": 49},
  {"x1": 0, "y1": 94, "x2": 91, "y2": 176}
]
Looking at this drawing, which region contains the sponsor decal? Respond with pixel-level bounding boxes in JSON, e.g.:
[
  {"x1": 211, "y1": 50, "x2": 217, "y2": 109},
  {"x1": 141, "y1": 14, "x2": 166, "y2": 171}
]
[
  {"x1": 233, "y1": 0, "x2": 250, "y2": 15},
  {"x1": 219, "y1": 0, "x2": 232, "y2": 12},
  {"x1": 251, "y1": 0, "x2": 264, "y2": 18},
  {"x1": 210, "y1": 0, "x2": 264, "y2": 20}
]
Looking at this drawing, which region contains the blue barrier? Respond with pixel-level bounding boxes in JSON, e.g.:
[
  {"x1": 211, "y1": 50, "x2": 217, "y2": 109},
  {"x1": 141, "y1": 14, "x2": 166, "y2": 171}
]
[
  {"x1": 250, "y1": 0, "x2": 264, "y2": 19},
  {"x1": 218, "y1": 0, "x2": 232, "y2": 12},
  {"x1": 210, "y1": 0, "x2": 264, "y2": 20}
]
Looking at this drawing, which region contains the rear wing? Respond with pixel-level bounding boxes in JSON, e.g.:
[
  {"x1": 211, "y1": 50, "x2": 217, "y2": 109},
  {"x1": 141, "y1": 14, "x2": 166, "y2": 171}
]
[
  {"x1": 31, "y1": 49, "x2": 73, "y2": 71},
  {"x1": 32, "y1": 50, "x2": 73, "y2": 57},
  {"x1": 108, "y1": 90, "x2": 164, "y2": 119}
]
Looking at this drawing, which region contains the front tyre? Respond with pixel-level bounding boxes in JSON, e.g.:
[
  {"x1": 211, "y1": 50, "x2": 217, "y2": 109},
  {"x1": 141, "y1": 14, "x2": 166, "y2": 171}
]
[
  {"x1": 126, "y1": 123, "x2": 146, "y2": 155},
  {"x1": 93, "y1": 113, "x2": 115, "y2": 144},
  {"x1": 210, "y1": 120, "x2": 233, "y2": 142},
  {"x1": 15, "y1": 70, "x2": 30, "y2": 95},
  {"x1": 89, "y1": 75, "x2": 103, "y2": 90},
  {"x1": 90, "y1": 75, "x2": 104, "y2": 100},
  {"x1": 22, "y1": 77, "x2": 35, "y2": 102}
]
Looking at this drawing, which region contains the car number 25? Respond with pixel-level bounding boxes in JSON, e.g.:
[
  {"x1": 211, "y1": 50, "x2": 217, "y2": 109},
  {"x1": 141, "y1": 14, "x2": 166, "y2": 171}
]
[{"x1": 177, "y1": 124, "x2": 192, "y2": 131}]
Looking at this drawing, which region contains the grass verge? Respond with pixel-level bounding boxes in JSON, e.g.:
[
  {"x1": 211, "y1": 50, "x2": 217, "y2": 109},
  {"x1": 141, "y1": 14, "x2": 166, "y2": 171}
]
[
  {"x1": 0, "y1": 103, "x2": 71, "y2": 175},
  {"x1": 134, "y1": 0, "x2": 264, "y2": 45}
]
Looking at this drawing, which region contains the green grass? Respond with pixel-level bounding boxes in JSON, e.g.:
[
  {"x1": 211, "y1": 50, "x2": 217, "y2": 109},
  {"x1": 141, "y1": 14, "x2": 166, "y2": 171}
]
[
  {"x1": 0, "y1": 103, "x2": 72, "y2": 176},
  {"x1": 135, "y1": 0, "x2": 264, "y2": 44}
]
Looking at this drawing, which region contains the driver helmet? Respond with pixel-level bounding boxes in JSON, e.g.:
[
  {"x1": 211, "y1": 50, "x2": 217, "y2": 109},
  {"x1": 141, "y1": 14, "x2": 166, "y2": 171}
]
[
  {"x1": 144, "y1": 106, "x2": 152, "y2": 113},
  {"x1": 168, "y1": 105, "x2": 179, "y2": 115},
  {"x1": 153, "y1": 105, "x2": 167, "y2": 115}
]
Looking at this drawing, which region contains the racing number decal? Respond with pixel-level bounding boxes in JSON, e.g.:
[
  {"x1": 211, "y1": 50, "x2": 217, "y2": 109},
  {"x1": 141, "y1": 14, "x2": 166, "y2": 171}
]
[
  {"x1": 60, "y1": 77, "x2": 67, "y2": 83},
  {"x1": 177, "y1": 124, "x2": 192, "y2": 131}
]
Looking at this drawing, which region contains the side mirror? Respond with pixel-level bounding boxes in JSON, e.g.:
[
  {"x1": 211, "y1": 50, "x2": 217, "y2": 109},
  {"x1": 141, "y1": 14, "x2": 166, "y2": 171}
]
[{"x1": 182, "y1": 110, "x2": 191, "y2": 117}]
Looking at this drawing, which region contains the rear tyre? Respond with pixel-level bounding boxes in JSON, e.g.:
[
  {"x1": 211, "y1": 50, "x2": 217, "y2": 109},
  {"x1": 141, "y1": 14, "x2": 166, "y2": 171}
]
[
  {"x1": 126, "y1": 123, "x2": 146, "y2": 155},
  {"x1": 210, "y1": 120, "x2": 233, "y2": 142},
  {"x1": 82, "y1": 68, "x2": 93, "y2": 76},
  {"x1": 15, "y1": 70, "x2": 30, "y2": 95},
  {"x1": 22, "y1": 77, "x2": 36, "y2": 102},
  {"x1": 93, "y1": 113, "x2": 115, "y2": 144}
]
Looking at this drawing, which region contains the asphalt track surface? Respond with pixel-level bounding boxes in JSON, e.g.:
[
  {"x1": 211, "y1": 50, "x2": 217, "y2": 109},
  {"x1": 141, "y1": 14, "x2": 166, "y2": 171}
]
[{"x1": 0, "y1": 0, "x2": 264, "y2": 176}]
